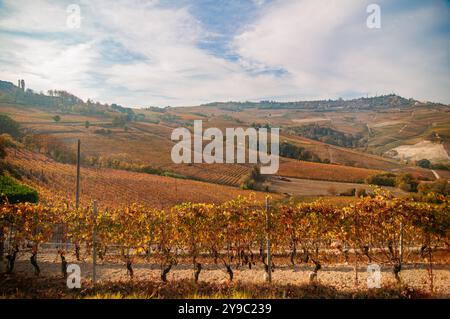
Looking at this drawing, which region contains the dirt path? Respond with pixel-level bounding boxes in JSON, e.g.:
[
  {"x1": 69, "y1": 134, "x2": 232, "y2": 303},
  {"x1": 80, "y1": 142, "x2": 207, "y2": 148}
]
[
  {"x1": 431, "y1": 169, "x2": 440, "y2": 180},
  {"x1": 8, "y1": 252, "x2": 450, "y2": 296}
]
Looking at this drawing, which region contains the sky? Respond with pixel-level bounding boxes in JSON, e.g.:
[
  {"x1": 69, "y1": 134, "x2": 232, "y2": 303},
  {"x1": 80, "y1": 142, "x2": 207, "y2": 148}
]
[{"x1": 0, "y1": 0, "x2": 449, "y2": 107}]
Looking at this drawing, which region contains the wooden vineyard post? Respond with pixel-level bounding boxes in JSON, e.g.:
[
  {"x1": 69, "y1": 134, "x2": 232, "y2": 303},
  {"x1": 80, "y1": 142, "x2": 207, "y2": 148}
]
[
  {"x1": 354, "y1": 249, "x2": 358, "y2": 287},
  {"x1": 399, "y1": 222, "x2": 404, "y2": 267},
  {"x1": 266, "y1": 197, "x2": 272, "y2": 283},
  {"x1": 0, "y1": 228, "x2": 3, "y2": 267},
  {"x1": 75, "y1": 139, "x2": 81, "y2": 260},
  {"x1": 354, "y1": 207, "x2": 359, "y2": 287},
  {"x1": 92, "y1": 201, "x2": 97, "y2": 288},
  {"x1": 76, "y1": 139, "x2": 80, "y2": 208}
]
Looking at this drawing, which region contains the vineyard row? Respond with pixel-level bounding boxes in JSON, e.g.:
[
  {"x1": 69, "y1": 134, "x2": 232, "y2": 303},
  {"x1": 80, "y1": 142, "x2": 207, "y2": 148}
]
[{"x1": 0, "y1": 192, "x2": 449, "y2": 284}]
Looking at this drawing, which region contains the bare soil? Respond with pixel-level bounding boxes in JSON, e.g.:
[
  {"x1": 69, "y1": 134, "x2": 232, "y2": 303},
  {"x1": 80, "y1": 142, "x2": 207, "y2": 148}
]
[{"x1": 3, "y1": 251, "x2": 449, "y2": 298}]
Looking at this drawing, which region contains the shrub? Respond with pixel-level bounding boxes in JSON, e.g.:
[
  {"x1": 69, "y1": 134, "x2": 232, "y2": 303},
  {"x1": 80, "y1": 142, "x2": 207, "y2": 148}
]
[
  {"x1": 365, "y1": 173, "x2": 396, "y2": 187},
  {"x1": 249, "y1": 165, "x2": 265, "y2": 182},
  {"x1": 240, "y1": 176, "x2": 256, "y2": 190},
  {"x1": 141, "y1": 166, "x2": 162, "y2": 175},
  {"x1": 0, "y1": 114, "x2": 21, "y2": 138},
  {"x1": 431, "y1": 163, "x2": 450, "y2": 171},
  {"x1": 112, "y1": 115, "x2": 128, "y2": 127},
  {"x1": 416, "y1": 159, "x2": 431, "y2": 169},
  {"x1": 418, "y1": 179, "x2": 450, "y2": 196},
  {"x1": 94, "y1": 128, "x2": 112, "y2": 135},
  {"x1": 240, "y1": 165, "x2": 266, "y2": 190},
  {"x1": 162, "y1": 171, "x2": 187, "y2": 179},
  {"x1": 356, "y1": 188, "x2": 367, "y2": 197},
  {"x1": 0, "y1": 135, "x2": 7, "y2": 159},
  {"x1": 26, "y1": 135, "x2": 77, "y2": 164},
  {"x1": 395, "y1": 174, "x2": 418, "y2": 192},
  {"x1": 0, "y1": 175, "x2": 38, "y2": 203},
  {"x1": 366, "y1": 173, "x2": 418, "y2": 192},
  {"x1": 397, "y1": 182, "x2": 412, "y2": 192},
  {"x1": 279, "y1": 141, "x2": 320, "y2": 162}
]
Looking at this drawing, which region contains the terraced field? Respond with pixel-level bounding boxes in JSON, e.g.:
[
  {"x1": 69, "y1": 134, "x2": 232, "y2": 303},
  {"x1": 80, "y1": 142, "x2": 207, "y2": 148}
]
[
  {"x1": 277, "y1": 158, "x2": 381, "y2": 183},
  {"x1": 165, "y1": 162, "x2": 250, "y2": 186},
  {"x1": 281, "y1": 133, "x2": 402, "y2": 170},
  {"x1": 270, "y1": 176, "x2": 406, "y2": 197},
  {"x1": 5, "y1": 148, "x2": 272, "y2": 208},
  {"x1": 2, "y1": 101, "x2": 448, "y2": 192},
  {"x1": 0, "y1": 103, "x2": 104, "y2": 124}
]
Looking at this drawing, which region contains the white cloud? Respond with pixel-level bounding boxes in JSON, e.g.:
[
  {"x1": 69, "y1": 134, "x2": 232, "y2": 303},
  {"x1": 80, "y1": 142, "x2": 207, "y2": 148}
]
[
  {"x1": 0, "y1": 34, "x2": 99, "y2": 98},
  {"x1": 0, "y1": 0, "x2": 449, "y2": 106},
  {"x1": 0, "y1": 0, "x2": 68, "y2": 32},
  {"x1": 233, "y1": 0, "x2": 450, "y2": 102},
  {"x1": 0, "y1": 0, "x2": 293, "y2": 105}
]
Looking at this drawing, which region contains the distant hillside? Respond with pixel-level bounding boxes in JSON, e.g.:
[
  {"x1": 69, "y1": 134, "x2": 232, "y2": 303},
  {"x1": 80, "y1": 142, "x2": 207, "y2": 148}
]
[
  {"x1": 0, "y1": 80, "x2": 135, "y2": 120},
  {"x1": 3, "y1": 79, "x2": 448, "y2": 115},
  {"x1": 201, "y1": 95, "x2": 447, "y2": 111},
  {"x1": 1, "y1": 80, "x2": 83, "y2": 109}
]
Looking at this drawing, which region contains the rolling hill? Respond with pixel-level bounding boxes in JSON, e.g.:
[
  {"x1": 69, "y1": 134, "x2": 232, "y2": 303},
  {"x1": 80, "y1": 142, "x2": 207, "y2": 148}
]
[{"x1": 1, "y1": 79, "x2": 449, "y2": 202}]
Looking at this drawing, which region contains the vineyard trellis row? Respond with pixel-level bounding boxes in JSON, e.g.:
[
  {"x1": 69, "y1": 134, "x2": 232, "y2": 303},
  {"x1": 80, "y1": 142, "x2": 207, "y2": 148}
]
[{"x1": 0, "y1": 192, "x2": 448, "y2": 289}]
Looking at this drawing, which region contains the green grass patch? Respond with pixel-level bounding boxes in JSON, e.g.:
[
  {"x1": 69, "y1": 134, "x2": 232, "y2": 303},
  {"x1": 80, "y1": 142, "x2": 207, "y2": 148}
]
[{"x1": 0, "y1": 175, "x2": 38, "y2": 203}]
